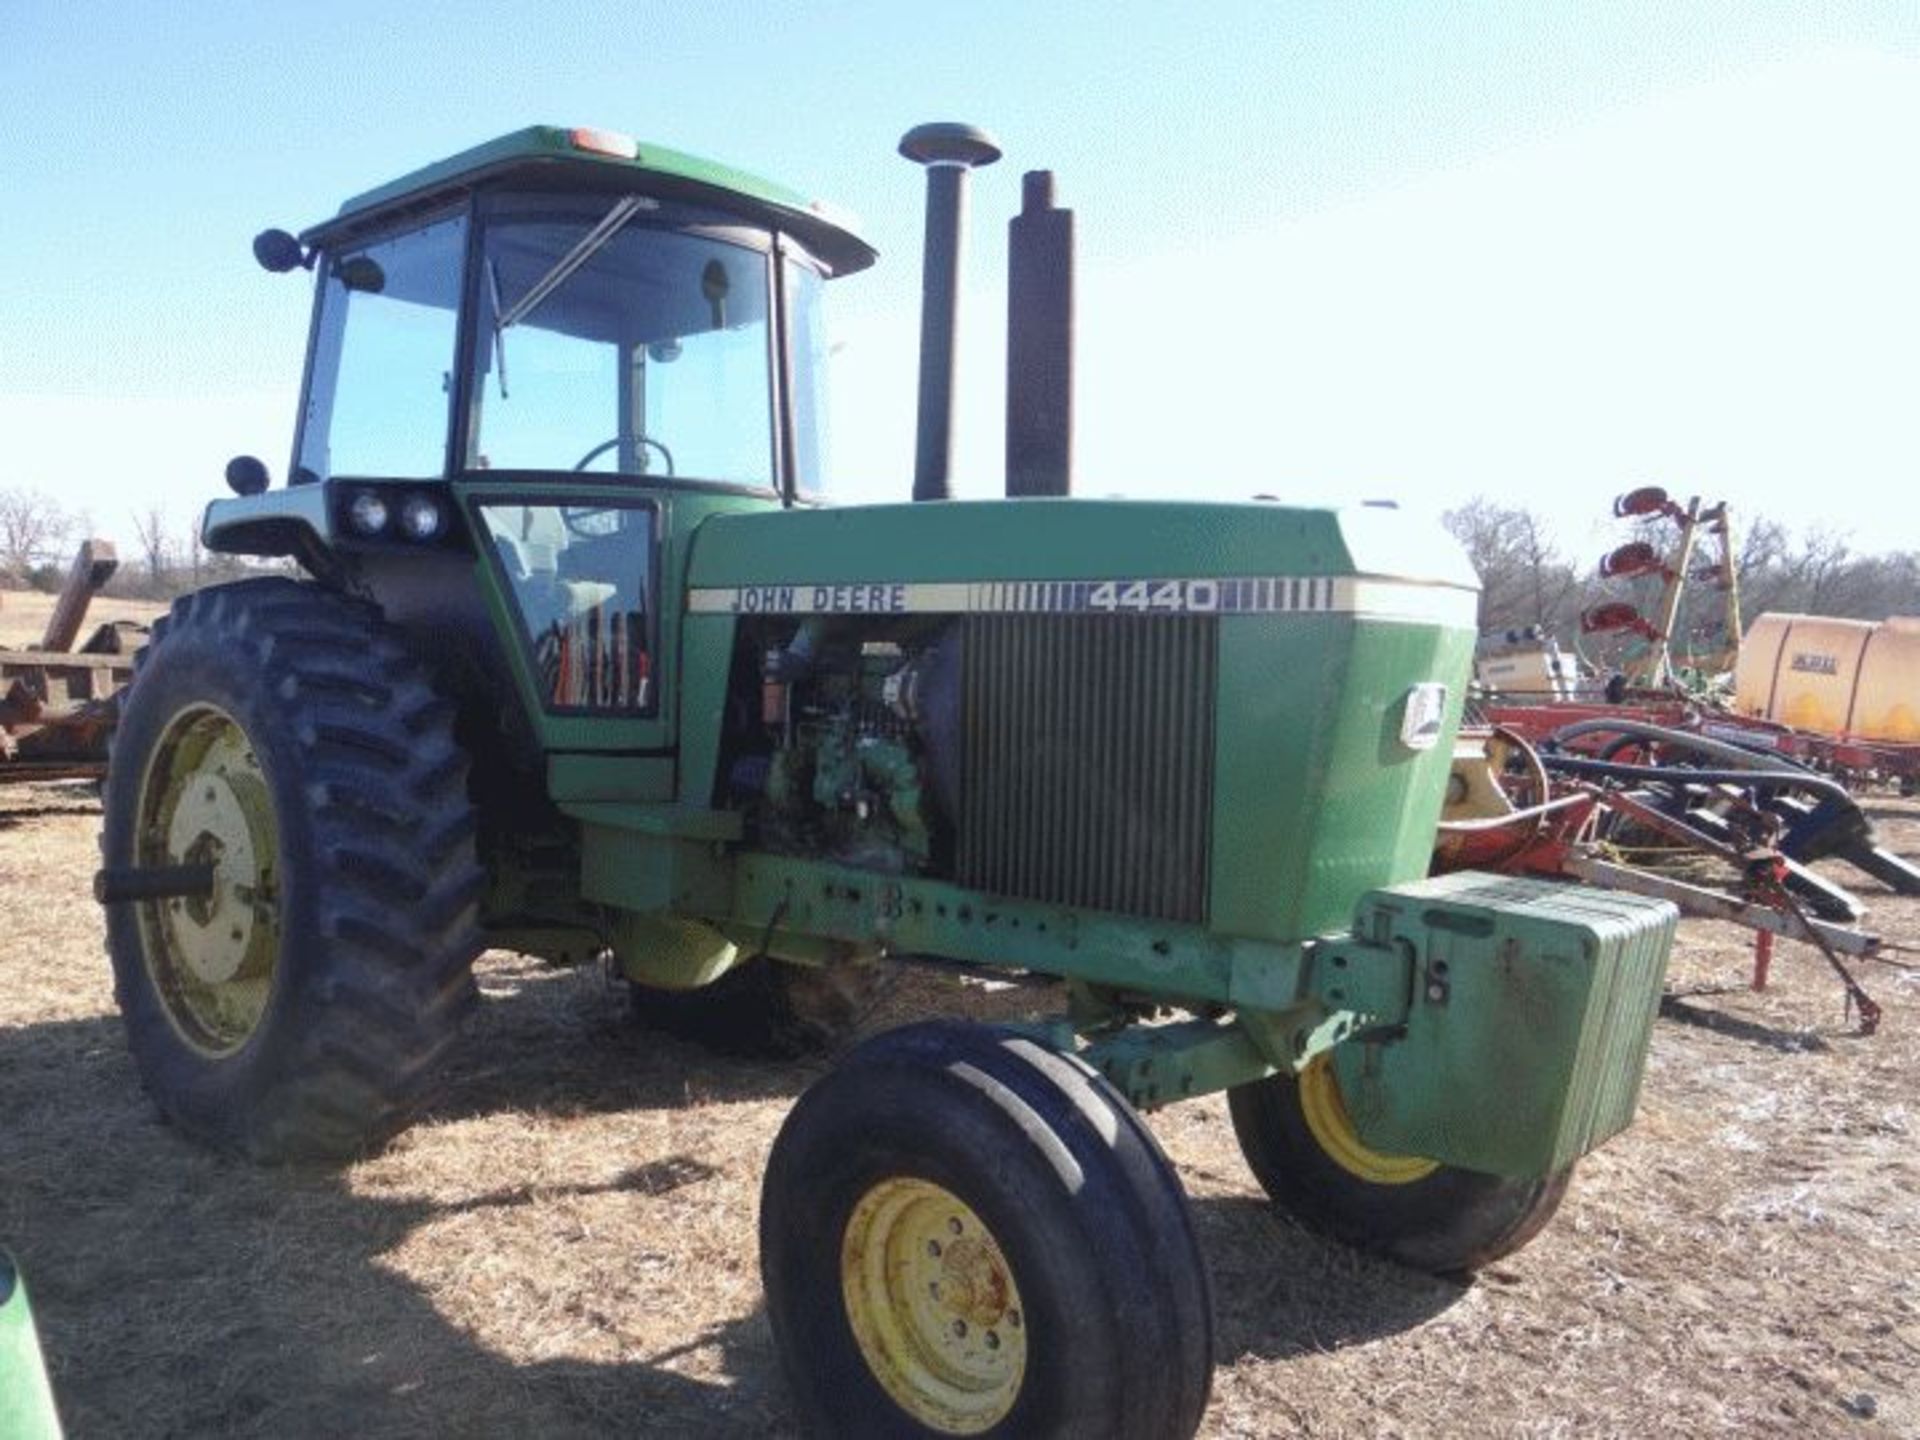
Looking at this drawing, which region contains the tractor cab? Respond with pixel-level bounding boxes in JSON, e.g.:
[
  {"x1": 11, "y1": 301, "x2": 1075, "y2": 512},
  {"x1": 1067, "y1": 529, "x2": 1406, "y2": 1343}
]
[
  {"x1": 208, "y1": 127, "x2": 874, "y2": 772},
  {"x1": 273, "y1": 125, "x2": 871, "y2": 498}
]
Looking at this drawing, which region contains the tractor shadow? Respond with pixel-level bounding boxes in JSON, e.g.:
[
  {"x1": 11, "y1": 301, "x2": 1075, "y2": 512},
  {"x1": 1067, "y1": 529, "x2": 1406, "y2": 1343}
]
[
  {"x1": 12, "y1": 950, "x2": 1470, "y2": 1433},
  {"x1": 4, "y1": 970, "x2": 810, "y2": 1438},
  {"x1": 1187, "y1": 1195, "x2": 1468, "y2": 1362},
  {"x1": 425, "y1": 953, "x2": 825, "y2": 1125}
]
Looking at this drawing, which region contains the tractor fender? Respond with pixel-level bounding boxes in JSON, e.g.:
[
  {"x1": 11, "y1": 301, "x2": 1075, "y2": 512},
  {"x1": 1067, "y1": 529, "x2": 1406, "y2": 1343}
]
[{"x1": 200, "y1": 487, "x2": 333, "y2": 560}]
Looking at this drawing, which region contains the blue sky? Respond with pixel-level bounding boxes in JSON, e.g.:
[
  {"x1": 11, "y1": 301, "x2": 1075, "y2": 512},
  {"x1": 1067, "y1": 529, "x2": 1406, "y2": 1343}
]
[{"x1": 2, "y1": 1, "x2": 1915, "y2": 559}]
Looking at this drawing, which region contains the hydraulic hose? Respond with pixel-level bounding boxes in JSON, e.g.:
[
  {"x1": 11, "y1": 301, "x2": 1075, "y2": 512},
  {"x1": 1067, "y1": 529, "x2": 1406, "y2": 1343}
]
[
  {"x1": 1537, "y1": 753, "x2": 1855, "y2": 807},
  {"x1": 1547, "y1": 716, "x2": 1813, "y2": 775}
]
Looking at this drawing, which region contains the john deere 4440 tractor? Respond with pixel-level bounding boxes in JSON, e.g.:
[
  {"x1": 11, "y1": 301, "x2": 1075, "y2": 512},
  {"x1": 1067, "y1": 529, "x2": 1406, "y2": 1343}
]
[{"x1": 97, "y1": 124, "x2": 1677, "y2": 1437}]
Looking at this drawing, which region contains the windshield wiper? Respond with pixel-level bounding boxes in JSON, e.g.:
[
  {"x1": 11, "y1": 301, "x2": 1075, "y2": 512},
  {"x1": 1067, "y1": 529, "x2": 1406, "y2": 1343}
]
[{"x1": 496, "y1": 196, "x2": 645, "y2": 332}]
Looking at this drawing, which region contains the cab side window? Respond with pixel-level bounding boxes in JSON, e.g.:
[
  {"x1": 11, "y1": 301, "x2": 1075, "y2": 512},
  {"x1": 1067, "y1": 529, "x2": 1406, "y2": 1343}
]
[{"x1": 299, "y1": 213, "x2": 467, "y2": 481}]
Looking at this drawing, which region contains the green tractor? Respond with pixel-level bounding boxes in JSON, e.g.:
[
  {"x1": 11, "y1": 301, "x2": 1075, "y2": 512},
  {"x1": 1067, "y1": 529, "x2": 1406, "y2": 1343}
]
[
  {"x1": 1, "y1": 1252, "x2": 63, "y2": 1439},
  {"x1": 97, "y1": 123, "x2": 1677, "y2": 1436}
]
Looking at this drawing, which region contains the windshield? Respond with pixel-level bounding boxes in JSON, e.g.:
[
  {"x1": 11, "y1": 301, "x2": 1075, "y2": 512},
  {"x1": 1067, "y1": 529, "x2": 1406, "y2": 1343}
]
[{"x1": 469, "y1": 194, "x2": 776, "y2": 488}]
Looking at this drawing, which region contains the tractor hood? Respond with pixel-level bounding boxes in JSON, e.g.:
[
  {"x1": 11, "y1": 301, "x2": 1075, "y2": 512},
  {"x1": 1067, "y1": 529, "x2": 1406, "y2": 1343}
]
[{"x1": 684, "y1": 499, "x2": 1478, "y2": 627}]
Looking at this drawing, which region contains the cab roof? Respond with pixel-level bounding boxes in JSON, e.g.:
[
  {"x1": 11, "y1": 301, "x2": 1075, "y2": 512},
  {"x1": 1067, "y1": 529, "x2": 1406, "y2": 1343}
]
[{"x1": 300, "y1": 125, "x2": 877, "y2": 277}]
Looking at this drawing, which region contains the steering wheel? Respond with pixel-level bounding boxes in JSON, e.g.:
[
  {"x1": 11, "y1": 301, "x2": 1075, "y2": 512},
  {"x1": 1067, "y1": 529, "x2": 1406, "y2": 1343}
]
[{"x1": 573, "y1": 435, "x2": 675, "y2": 476}]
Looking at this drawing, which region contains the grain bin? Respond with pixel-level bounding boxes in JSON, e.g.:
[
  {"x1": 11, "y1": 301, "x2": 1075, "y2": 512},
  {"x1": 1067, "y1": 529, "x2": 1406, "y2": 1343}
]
[{"x1": 1734, "y1": 613, "x2": 1920, "y2": 743}]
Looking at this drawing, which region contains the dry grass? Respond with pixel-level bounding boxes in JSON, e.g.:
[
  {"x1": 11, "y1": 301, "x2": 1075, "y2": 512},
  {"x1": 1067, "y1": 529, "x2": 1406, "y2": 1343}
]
[
  {"x1": 0, "y1": 588, "x2": 168, "y2": 649},
  {"x1": 3, "y1": 783, "x2": 1917, "y2": 1437}
]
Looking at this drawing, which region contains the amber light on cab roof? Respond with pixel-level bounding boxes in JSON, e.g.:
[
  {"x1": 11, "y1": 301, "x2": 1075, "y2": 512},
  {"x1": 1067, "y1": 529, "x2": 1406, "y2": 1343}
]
[{"x1": 569, "y1": 127, "x2": 640, "y2": 160}]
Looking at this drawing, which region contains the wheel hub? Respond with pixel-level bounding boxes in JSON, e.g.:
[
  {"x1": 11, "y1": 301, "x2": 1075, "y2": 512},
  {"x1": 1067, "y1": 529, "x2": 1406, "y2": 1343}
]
[
  {"x1": 135, "y1": 704, "x2": 280, "y2": 1055},
  {"x1": 937, "y1": 1234, "x2": 1012, "y2": 1328},
  {"x1": 841, "y1": 1176, "x2": 1027, "y2": 1434},
  {"x1": 163, "y1": 769, "x2": 267, "y2": 984}
]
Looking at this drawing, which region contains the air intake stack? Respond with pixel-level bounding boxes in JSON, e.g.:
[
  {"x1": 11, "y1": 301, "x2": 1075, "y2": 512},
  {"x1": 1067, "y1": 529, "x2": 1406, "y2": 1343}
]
[{"x1": 900, "y1": 122, "x2": 1002, "y2": 502}]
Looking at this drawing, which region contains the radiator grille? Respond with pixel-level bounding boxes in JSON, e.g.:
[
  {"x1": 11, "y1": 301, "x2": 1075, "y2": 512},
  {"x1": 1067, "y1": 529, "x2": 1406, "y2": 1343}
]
[{"x1": 956, "y1": 614, "x2": 1216, "y2": 922}]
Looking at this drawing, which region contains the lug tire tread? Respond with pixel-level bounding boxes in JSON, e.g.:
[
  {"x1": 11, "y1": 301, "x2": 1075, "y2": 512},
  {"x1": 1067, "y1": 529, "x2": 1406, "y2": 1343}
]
[{"x1": 103, "y1": 577, "x2": 483, "y2": 1163}]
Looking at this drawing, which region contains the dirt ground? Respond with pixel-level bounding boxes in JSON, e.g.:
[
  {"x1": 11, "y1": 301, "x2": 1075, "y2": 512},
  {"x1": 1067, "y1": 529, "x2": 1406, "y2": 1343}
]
[{"x1": 3, "y1": 780, "x2": 1916, "y2": 1438}]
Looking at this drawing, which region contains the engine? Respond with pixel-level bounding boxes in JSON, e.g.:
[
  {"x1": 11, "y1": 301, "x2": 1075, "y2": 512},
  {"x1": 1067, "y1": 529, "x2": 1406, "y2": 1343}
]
[
  {"x1": 718, "y1": 607, "x2": 1221, "y2": 927},
  {"x1": 726, "y1": 619, "x2": 961, "y2": 875}
]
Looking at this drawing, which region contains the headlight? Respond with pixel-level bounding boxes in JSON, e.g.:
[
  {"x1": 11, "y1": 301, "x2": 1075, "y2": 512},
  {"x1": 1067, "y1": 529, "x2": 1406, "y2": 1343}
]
[
  {"x1": 1399, "y1": 682, "x2": 1448, "y2": 752},
  {"x1": 399, "y1": 494, "x2": 444, "y2": 541},
  {"x1": 346, "y1": 490, "x2": 390, "y2": 536}
]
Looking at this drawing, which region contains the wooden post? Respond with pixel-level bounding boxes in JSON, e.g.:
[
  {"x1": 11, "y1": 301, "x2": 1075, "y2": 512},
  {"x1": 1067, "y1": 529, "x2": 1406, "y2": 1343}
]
[
  {"x1": 41, "y1": 539, "x2": 120, "y2": 652},
  {"x1": 27, "y1": 539, "x2": 120, "y2": 702}
]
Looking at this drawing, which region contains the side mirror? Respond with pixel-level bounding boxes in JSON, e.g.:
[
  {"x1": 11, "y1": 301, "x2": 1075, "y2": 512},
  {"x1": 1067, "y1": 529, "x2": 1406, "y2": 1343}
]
[
  {"x1": 225, "y1": 455, "x2": 271, "y2": 496},
  {"x1": 252, "y1": 229, "x2": 307, "y2": 273}
]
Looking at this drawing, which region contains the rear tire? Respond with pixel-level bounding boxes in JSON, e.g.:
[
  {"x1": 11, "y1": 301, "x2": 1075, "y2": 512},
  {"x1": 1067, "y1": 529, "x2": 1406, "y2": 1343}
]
[
  {"x1": 761, "y1": 1020, "x2": 1214, "y2": 1437},
  {"x1": 102, "y1": 579, "x2": 483, "y2": 1162},
  {"x1": 1228, "y1": 1057, "x2": 1570, "y2": 1274}
]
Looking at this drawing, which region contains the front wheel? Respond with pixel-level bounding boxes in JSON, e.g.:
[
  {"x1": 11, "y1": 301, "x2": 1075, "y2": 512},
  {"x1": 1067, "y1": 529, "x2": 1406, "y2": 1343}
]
[
  {"x1": 761, "y1": 1021, "x2": 1214, "y2": 1437},
  {"x1": 1228, "y1": 1056, "x2": 1571, "y2": 1274},
  {"x1": 101, "y1": 579, "x2": 484, "y2": 1162}
]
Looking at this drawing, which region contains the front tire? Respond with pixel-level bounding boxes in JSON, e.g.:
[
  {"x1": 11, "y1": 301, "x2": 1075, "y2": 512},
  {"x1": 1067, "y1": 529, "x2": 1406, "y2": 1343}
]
[
  {"x1": 1228, "y1": 1056, "x2": 1570, "y2": 1274},
  {"x1": 761, "y1": 1021, "x2": 1214, "y2": 1438},
  {"x1": 102, "y1": 579, "x2": 483, "y2": 1162}
]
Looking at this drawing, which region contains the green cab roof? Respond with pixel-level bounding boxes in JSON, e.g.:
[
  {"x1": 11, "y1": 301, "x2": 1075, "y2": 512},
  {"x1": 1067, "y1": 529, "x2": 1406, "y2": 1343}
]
[{"x1": 302, "y1": 125, "x2": 877, "y2": 276}]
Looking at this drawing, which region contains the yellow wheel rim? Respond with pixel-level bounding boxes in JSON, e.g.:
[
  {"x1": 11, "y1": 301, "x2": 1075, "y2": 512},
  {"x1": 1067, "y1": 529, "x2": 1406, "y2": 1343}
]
[
  {"x1": 841, "y1": 1177, "x2": 1028, "y2": 1434},
  {"x1": 1298, "y1": 1056, "x2": 1440, "y2": 1186},
  {"x1": 134, "y1": 704, "x2": 281, "y2": 1057}
]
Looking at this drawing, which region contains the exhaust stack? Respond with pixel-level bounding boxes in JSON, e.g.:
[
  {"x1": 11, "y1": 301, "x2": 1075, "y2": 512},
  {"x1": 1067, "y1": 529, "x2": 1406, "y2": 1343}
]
[
  {"x1": 1006, "y1": 170, "x2": 1074, "y2": 497},
  {"x1": 900, "y1": 122, "x2": 1001, "y2": 502}
]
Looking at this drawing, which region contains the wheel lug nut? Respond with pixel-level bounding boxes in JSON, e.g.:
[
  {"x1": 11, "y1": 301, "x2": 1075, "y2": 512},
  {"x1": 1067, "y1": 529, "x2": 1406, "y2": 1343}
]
[
  {"x1": 947, "y1": 1217, "x2": 963, "y2": 1235},
  {"x1": 951, "y1": 1320, "x2": 967, "y2": 1338},
  {"x1": 985, "y1": 1331, "x2": 1000, "y2": 1350},
  {"x1": 926, "y1": 1240, "x2": 941, "y2": 1258}
]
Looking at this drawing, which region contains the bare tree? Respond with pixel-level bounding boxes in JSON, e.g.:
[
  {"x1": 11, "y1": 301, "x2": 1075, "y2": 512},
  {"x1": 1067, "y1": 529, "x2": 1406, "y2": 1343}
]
[
  {"x1": 1848, "y1": 551, "x2": 1920, "y2": 619},
  {"x1": 1719, "y1": 518, "x2": 1920, "y2": 627},
  {"x1": 1783, "y1": 528, "x2": 1856, "y2": 616},
  {"x1": 0, "y1": 486, "x2": 74, "y2": 579},
  {"x1": 1732, "y1": 515, "x2": 1791, "y2": 618},
  {"x1": 1737, "y1": 525, "x2": 1869, "y2": 619},
  {"x1": 1444, "y1": 495, "x2": 1920, "y2": 646},
  {"x1": 131, "y1": 506, "x2": 173, "y2": 592},
  {"x1": 1441, "y1": 499, "x2": 1580, "y2": 635},
  {"x1": 188, "y1": 516, "x2": 207, "y2": 589}
]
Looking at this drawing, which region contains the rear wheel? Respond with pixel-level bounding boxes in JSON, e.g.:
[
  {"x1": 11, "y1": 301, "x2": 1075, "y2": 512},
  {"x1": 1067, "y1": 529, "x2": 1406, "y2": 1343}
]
[
  {"x1": 101, "y1": 579, "x2": 483, "y2": 1162},
  {"x1": 761, "y1": 1020, "x2": 1213, "y2": 1437},
  {"x1": 1228, "y1": 1056, "x2": 1570, "y2": 1274}
]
